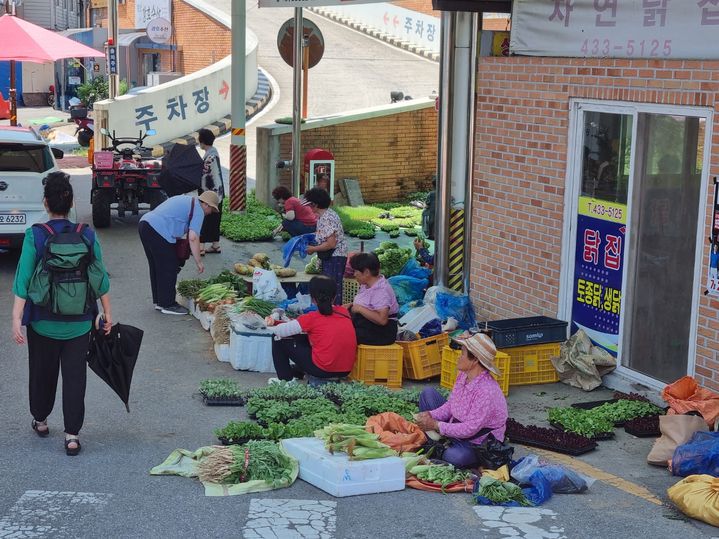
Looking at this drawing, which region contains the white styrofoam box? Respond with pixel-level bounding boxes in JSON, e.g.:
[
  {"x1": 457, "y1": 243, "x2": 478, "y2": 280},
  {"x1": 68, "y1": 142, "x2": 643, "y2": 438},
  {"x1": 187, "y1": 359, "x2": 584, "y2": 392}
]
[
  {"x1": 280, "y1": 437, "x2": 405, "y2": 498},
  {"x1": 214, "y1": 343, "x2": 230, "y2": 363},
  {"x1": 229, "y1": 326, "x2": 275, "y2": 373},
  {"x1": 176, "y1": 294, "x2": 190, "y2": 309},
  {"x1": 192, "y1": 302, "x2": 201, "y2": 320},
  {"x1": 199, "y1": 311, "x2": 214, "y2": 331}
]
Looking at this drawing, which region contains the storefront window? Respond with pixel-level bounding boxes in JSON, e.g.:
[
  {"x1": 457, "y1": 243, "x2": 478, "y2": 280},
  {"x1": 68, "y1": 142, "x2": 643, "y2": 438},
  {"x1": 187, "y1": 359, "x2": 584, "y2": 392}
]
[{"x1": 581, "y1": 112, "x2": 631, "y2": 204}]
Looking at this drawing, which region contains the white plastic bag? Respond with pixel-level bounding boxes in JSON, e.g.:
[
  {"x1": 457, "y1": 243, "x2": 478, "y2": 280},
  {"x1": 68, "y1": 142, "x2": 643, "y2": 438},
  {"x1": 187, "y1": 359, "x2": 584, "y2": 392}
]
[
  {"x1": 399, "y1": 303, "x2": 439, "y2": 334},
  {"x1": 252, "y1": 268, "x2": 287, "y2": 302}
]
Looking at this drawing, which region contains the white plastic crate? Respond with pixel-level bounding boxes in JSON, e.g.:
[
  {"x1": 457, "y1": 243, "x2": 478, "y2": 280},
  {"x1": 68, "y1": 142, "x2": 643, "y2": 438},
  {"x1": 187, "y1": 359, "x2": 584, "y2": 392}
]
[
  {"x1": 229, "y1": 324, "x2": 275, "y2": 373},
  {"x1": 214, "y1": 343, "x2": 230, "y2": 363},
  {"x1": 280, "y1": 437, "x2": 405, "y2": 498}
]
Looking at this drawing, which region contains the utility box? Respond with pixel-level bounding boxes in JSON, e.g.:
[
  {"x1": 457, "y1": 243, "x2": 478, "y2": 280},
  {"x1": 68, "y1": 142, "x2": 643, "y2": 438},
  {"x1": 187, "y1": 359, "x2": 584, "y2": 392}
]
[{"x1": 304, "y1": 148, "x2": 334, "y2": 198}]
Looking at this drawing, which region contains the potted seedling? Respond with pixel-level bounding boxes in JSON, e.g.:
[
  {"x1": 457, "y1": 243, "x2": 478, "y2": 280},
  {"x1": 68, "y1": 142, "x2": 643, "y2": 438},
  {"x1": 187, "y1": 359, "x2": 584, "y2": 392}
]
[
  {"x1": 215, "y1": 420, "x2": 265, "y2": 445},
  {"x1": 199, "y1": 378, "x2": 245, "y2": 406}
]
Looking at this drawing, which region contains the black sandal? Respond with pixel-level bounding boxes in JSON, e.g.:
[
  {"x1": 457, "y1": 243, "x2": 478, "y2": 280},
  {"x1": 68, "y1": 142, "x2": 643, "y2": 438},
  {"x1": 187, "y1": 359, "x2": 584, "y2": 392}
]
[
  {"x1": 32, "y1": 419, "x2": 49, "y2": 438},
  {"x1": 65, "y1": 437, "x2": 81, "y2": 456}
]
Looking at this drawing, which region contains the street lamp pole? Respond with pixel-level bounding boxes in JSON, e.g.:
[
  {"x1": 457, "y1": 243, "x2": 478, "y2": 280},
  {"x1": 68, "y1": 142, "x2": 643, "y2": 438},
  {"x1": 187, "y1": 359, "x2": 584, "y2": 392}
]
[
  {"x1": 291, "y1": 7, "x2": 303, "y2": 195},
  {"x1": 107, "y1": 0, "x2": 118, "y2": 99},
  {"x1": 229, "y1": 0, "x2": 247, "y2": 211}
]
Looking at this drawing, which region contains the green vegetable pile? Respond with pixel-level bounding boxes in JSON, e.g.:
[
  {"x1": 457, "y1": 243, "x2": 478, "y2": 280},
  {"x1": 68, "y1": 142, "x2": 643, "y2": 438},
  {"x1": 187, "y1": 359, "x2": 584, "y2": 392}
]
[
  {"x1": 206, "y1": 270, "x2": 248, "y2": 296},
  {"x1": 196, "y1": 283, "x2": 237, "y2": 305},
  {"x1": 388, "y1": 229, "x2": 400, "y2": 238},
  {"x1": 199, "y1": 378, "x2": 244, "y2": 399},
  {"x1": 549, "y1": 399, "x2": 664, "y2": 438},
  {"x1": 376, "y1": 245, "x2": 412, "y2": 277},
  {"x1": 409, "y1": 463, "x2": 472, "y2": 491},
  {"x1": 232, "y1": 297, "x2": 276, "y2": 318},
  {"x1": 197, "y1": 440, "x2": 294, "y2": 487},
  {"x1": 220, "y1": 192, "x2": 281, "y2": 242},
  {"x1": 315, "y1": 423, "x2": 398, "y2": 460},
  {"x1": 475, "y1": 476, "x2": 532, "y2": 506},
  {"x1": 177, "y1": 279, "x2": 206, "y2": 299}
]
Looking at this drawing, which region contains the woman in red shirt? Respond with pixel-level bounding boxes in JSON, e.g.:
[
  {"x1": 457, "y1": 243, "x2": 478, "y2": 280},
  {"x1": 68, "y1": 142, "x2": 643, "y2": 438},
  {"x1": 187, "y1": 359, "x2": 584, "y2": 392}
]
[
  {"x1": 271, "y1": 186, "x2": 317, "y2": 237},
  {"x1": 268, "y1": 276, "x2": 357, "y2": 380}
]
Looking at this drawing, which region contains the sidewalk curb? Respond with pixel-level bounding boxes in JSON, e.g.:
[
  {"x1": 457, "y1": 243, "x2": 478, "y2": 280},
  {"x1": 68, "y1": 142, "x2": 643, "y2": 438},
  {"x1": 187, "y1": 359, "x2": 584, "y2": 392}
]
[
  {"x1": 309, "y1": 7, "x2": 440, "y2": 63},
  {"x1": 150, "y1": 68, "x2": 273, "y2": 157}
]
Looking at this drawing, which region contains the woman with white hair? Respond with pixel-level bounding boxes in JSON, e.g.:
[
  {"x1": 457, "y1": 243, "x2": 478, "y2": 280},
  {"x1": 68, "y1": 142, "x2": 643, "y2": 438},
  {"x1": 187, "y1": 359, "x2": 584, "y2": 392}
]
[{"x1": 415, "y1": 332, "x2": 508, "y2": 468}]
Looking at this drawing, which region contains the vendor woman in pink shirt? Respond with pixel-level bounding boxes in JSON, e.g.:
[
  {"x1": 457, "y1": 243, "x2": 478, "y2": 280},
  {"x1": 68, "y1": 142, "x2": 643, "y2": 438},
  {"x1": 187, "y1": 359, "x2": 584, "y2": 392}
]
[
  {"x1": 345, "y1": 252, "x2": 399, "y2": 345},
  {"x1": 415, "y1": 333, "x2": 508, "y2": 468}
]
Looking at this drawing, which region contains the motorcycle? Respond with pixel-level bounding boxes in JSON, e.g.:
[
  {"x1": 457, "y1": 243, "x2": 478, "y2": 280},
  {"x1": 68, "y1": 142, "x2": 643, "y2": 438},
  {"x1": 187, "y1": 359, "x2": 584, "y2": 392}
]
[
  {"x1": 91, "y1": 128, "x2": 167, "y2": 228},
  {"x1": 70, "y1": 105, "x2": 94, "y2": 147}
]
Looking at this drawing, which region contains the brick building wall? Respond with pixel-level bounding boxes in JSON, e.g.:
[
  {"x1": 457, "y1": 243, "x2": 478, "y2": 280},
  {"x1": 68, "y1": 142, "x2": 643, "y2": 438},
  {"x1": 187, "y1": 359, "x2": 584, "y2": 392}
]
[
  {"x1": 276, "y1": 106, "x2": 438, "y2": 202},
  {"x1": 115, "y1": 0, "x2": 230, "y2": 74},
  {"x1": 470, "y1": 56, "x2": 719, "y2": 390},
  {"x1": 394, "y1": 0, "x2": 436, "y2": 17}
]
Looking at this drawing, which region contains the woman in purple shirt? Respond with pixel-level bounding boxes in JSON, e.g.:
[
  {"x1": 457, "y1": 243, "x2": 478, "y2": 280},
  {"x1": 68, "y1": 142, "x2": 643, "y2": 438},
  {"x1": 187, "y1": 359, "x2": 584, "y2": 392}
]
[
  {"x1": 345, "y1": 253, "x2": 399, "y2": 345},
  {"x1": 415, "y1": 332, "x2": 508, "y2": 468}
]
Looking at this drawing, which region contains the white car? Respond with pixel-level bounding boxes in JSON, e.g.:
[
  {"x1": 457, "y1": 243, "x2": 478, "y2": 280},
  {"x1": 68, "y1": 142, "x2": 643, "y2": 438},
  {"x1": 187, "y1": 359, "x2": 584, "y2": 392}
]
[{"x1": 0, "y1": 126, "x2": 66, "y2": 249}]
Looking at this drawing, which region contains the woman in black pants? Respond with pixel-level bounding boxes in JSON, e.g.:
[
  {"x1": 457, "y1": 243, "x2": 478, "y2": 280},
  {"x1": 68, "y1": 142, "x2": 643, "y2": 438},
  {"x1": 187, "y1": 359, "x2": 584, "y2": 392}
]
[
  {"x1": 267, "y1": 276, "x2": 357, "y2": 382},
  {"x1": 11, "y1": 172, "x2": 113, "y2": 456},
  {"x1": 197, "y1": 128, "x2": 224, "y2": 255}
]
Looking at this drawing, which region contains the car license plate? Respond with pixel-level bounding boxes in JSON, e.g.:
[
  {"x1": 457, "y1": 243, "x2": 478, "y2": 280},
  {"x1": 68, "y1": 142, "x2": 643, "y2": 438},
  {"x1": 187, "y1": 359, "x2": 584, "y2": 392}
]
[{"x1": 0, "y1": 212, "x2": 26, "y2": 225}]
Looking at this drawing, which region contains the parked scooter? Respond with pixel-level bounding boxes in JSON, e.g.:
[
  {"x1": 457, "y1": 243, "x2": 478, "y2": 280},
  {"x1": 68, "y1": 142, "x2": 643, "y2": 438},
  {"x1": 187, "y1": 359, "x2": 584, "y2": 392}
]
[{"x1": 70, "y1": 105, "x2": 94, "y2": 147}]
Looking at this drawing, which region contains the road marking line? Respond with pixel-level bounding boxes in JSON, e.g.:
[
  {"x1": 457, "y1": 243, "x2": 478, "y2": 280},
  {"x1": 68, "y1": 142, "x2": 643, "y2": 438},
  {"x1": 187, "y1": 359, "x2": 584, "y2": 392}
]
[
  {"x1": 0, "y1": 490, "x2": 112, "y2": 538},
  {"x1": 521, "y1": 445, "x2": 664, "y2": 506},
  {"x1": 243, "y1": 498, "x2": 337, "y2": 539}
]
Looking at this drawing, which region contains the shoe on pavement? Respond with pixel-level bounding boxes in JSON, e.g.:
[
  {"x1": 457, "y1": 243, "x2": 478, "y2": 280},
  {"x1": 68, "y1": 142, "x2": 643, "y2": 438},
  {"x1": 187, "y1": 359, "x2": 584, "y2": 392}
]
[
  {"x1": 267, "y1": 377, "x2": 298, "y2": 386},
  {"x1": 153, "y1": 304, "x2": 162, "y2": 311},
  {"x1": 160, "y1": 304, "x2": 189, "y2": 316}
]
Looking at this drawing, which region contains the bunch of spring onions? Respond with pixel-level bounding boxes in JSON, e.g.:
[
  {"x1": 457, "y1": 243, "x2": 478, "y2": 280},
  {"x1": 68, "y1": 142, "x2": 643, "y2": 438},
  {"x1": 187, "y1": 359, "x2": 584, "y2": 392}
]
[
  {"x1": 315, "y1": 424, "x2": 397, "y2": 460},
  {"x1": 196, "y1": 441, "x2": 294, "y2": 487},
  {"x1": 196, "y1": 283, "x2": 238, "y2": 305}
]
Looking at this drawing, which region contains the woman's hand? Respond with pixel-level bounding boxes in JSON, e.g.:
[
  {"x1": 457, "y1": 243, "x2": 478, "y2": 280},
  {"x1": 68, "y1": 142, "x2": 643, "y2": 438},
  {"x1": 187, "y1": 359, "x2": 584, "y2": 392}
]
[
  {"x1": 415, "y1": 412, "x2": 438, "y2": 432},
  {"x1": 102, "y1": 313, "x2": 113, "y2": 335},
  {"x1": 196, "y1": 260, "x2": 205, "y2": 274},
  {"x1": 306, "y1": 245, "x2": 316, "y2": 254},
  {"x1": 12, "y1": 317, "x2": 25, "y2": 345}
]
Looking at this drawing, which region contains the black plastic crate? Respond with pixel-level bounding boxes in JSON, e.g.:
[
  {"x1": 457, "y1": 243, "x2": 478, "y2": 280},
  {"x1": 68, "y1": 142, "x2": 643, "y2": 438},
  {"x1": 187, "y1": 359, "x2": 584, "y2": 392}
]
[
  {"x1": 203, "y1": 396, "x2": 245, "y2": 406},
  {"x1": 507, "y1": 433, "x2": 597, "y2": 456},
  {"x1": 486, "y1": 316, "x2": 568, "y2": 348}
]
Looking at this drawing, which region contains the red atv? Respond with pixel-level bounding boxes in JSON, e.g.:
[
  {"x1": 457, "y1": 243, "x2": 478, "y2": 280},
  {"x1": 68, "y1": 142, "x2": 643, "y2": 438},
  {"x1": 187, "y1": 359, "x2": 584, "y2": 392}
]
[{"x1": 91, "y1": 128, "x2": 167, "y2": 228}]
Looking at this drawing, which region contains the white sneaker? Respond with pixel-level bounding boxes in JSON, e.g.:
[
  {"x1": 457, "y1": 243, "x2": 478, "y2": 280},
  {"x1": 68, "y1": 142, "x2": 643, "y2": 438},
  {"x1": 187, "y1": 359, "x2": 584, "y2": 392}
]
[
  {"x1": 267, "y1": 378, "x2": 298, "y2": 386},
  {"x1": 153, "y1": 304, "x2": 162, "y2": 311}
]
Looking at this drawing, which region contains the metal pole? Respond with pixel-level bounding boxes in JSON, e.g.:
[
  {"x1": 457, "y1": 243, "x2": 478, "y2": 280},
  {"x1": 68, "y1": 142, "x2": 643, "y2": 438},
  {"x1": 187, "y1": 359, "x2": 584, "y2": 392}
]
[
  {"x1": 229, "y1": 0, "x2": 247, "y2": 212},
  {"x1": 9, "y1": 60, "x2": 17, "y2": 126},
  {"x1": 107, "y1": 0, "x2": 118, "y2": 99},
  {"x1": 463, "y1": 13, "x2": 479, "y2": 293},
  {"x1": 291, "y1": 7, "x2": 303, "y2": 195},
  {"x1": 302, "y1": 37, "x2": 309, "y2": 119},
  {"x1": 435, "y1": 11, "x2": 456, "y2": 288}
]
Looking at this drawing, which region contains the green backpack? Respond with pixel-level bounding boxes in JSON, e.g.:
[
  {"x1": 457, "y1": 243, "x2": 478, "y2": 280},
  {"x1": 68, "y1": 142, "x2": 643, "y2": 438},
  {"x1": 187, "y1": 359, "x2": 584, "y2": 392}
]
[{"x1": 27, "y1": 223, "x2": 103, "y2": 316}]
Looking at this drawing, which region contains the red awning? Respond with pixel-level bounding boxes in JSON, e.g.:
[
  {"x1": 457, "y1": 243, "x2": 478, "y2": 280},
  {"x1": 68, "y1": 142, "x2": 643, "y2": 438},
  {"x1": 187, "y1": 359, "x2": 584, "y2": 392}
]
[{"x1": 0, "y1": 14, "x2": 104, "y2": 63}]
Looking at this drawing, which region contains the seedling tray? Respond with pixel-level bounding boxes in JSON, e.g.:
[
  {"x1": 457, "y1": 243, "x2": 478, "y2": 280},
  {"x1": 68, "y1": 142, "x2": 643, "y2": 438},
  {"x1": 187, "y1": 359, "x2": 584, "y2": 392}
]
[
  {"x1": 203, "y1": 396, "x2": 245, "y2": 406},
  {"x1": 624, "y1": 425, "x2": 660, "y2": 438},
  {"x1": 507, "y1": 433, "x2": 597, "y2": 456},
  {"x1": 550, "y1": 422, "x2": 615, "y2": 441}
]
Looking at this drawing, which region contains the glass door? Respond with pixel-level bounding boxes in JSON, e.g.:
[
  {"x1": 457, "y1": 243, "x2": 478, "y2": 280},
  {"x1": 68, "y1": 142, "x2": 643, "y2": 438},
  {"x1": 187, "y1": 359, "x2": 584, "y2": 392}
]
[
  {"x1": 623, "y1": 114, "x2": 706, "y2": 383},
  {"x1": 569, "y1": 110, "x2": 633, "y2": 356}
]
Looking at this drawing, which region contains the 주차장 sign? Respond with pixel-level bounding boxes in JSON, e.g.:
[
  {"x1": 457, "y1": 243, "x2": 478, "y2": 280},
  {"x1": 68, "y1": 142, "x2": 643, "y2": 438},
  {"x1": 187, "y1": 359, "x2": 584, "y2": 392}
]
[
  {"x1": 511, "y1": 0, "x2": 719, "y2": 60},
  {"x1": 259, "y1": 0, "x2": 385, "y2": 7}
]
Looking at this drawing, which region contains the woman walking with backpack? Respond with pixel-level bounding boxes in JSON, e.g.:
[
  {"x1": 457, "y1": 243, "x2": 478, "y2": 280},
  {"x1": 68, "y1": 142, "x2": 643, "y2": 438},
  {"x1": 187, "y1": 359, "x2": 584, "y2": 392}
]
[{"x1": 11, "y1": 172, "x2": 113, "y2": 456}]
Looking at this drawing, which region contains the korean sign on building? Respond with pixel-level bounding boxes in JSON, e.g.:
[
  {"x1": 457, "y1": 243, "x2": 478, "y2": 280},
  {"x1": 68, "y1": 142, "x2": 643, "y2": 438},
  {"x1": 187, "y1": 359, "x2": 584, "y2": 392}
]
[
  {"x1": 511, "y1": 0, "x2": 719, "y2": 60},
  {"x1": 136, "y1": 0, "x2": 171, "y2": 29},
  {"x1": 571, "y1": 196, "x2": 627, "y2": 356}
]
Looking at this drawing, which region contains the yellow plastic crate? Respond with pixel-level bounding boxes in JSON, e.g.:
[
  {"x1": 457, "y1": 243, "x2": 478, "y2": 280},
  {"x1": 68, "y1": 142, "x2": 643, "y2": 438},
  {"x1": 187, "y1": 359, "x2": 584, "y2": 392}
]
[
  {"x1": 499, "y1": 343, "x2": 560, "y2": 386},
  {"x1": 343, "y1": 277, "x2": 360, "y2": 305},
  {"x1": 440, "y1": 346, "x2": 510, "y2": 396},
  {"x1": 399, "y1": 333, "x2": 449, "y2": 380},
  {"x1": 350, "y1": 344, "x2": 403, "y2": 389}
]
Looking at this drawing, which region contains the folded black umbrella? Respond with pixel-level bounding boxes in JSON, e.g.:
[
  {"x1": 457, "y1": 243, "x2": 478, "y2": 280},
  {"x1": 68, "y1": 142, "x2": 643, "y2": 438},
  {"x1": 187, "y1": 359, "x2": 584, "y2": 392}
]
[
  {"x1": 159, "y1": 143, "x2": 204, "y2": 196},
  {"x1": 87, "y1": 321, "x2": 144, "y2": 412}
]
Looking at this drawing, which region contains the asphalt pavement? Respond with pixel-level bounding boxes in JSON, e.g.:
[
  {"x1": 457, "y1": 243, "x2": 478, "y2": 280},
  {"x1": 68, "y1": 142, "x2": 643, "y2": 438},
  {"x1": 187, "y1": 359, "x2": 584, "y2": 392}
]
[{"x1": 1, "y1": 9, "x2": 717, "y2": 539}]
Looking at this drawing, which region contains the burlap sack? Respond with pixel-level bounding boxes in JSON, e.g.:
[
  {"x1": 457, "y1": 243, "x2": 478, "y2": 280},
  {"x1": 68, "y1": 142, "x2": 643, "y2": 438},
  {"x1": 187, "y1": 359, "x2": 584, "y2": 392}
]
[{"x1": 647, "y1": 415, "x2": 708, "y2": 466}]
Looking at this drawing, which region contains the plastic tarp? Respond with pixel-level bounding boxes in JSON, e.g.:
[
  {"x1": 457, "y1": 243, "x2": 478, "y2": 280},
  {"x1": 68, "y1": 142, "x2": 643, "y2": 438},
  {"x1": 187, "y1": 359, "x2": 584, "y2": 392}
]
[
  {"x1": 149, "y1": 446, "x2": 299, "y2": 497},
  {"x1": 365, "y1": 412, "x2": 427, "y2": 453},
  {"x1": 671, "y1": 432, "x2": 719, "y2": 477},
  {"x1": 282, "y1": 233, "x2": 316, "y2": 267}
]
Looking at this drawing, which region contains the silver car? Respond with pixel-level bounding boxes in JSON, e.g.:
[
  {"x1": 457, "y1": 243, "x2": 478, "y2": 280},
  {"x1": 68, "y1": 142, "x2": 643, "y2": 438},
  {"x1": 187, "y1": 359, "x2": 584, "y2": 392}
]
[{"x1": 0, "y1": 126, "x2": 67, "y2": 249}]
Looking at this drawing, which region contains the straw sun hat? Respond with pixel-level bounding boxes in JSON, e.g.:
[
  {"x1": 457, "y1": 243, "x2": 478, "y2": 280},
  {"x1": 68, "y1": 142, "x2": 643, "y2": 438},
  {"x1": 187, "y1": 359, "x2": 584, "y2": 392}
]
[
  {"x1": 198, "y1": 191, "x2": 220, "y2": 212},
  {"x1": 454, "y1": 332, "x2": 499, "y2": 375}
]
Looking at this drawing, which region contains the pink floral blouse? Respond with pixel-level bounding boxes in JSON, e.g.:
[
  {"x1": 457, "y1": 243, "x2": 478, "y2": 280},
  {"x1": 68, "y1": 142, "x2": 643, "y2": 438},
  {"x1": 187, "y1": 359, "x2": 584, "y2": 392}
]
[{"x1": 429, "y1": 370, "x2": 508, "y2": 443}]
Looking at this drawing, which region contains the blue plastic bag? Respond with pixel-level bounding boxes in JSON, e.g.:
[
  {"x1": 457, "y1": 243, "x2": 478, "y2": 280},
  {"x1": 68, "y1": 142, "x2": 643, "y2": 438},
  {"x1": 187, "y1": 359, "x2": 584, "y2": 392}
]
[
  {"x1": 399, "y1": 300, "x2": 422, "y2": 318},
  {"x1": 671, "y1": 431, "x2": 719, "y2": 477},
  {"x1": 388, "y1": 275, "x2": 428, "y2": 306},
  {"x1": 282, "y1": 233, "x2": 316, "y2": 267},
  {"x1": 434, "y1": 292, "x2": 477, "y2": 330},
  {"x1": 473, "y1": 472, "x2": 552, "y2": 507},
  {"x1": 511, "y1": 455, "x2": 592, "y2": 493},
  {"x1": 401, "y1": 258, "x2": 432, "y2": 280},
  {"x1": 418, "y1": 318, "x2": 442, "y2": 339}
]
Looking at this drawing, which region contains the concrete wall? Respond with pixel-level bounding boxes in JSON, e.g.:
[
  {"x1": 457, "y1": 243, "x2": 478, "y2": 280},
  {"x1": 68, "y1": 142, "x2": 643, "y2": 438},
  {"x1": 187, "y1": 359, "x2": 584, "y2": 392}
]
[
  {"x1": 469, "y1": 55, "x2": 719, "y2": 391},
  {"x1": 256, "y1": 99, "x2": 437, "y2": 205}
]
